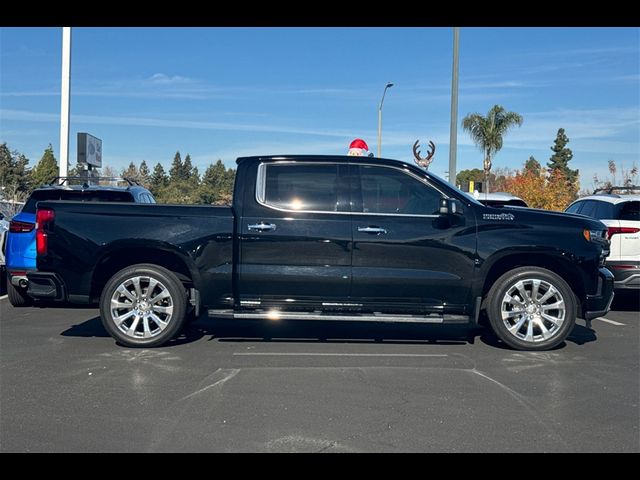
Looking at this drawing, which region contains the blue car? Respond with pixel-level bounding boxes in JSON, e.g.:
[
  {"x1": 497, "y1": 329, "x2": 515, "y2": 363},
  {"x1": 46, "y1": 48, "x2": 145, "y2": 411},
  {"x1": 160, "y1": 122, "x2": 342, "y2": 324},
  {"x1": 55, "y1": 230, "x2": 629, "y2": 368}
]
[{"x1": 5, "y1": 178, "x2": 155, "y2": 306}]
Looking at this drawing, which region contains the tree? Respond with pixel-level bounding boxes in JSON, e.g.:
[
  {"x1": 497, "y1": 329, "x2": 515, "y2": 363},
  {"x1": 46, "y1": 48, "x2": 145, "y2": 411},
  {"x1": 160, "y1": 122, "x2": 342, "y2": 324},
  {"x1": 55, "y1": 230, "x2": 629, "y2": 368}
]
[
  {"x1": 548, "y1": 128, "x2": 578, "y2": 198},
  {"x1": 150, "y1": 162, "x2": 168, "y2": 195},
  {"x1": 95, "y1": 165, "x2": 117, "y2": 185},
  {"x1": 0, "y1": 142, "x2": 31, "y2": 216},
  {"x1": 524, "y1": 156, "x2": 541, "y2": 176},
  {"x1": 31, "y1": 144, "x2": 58, "y2": 187},
  {"x1": 455, "y1": 167, "x2": 514, "y2": 193},
  {"x1": 505, "y1": 164, "x2": 573, "y2": 211},
  {"x1": 138, "y1": 160, "x2": 150, "y2": 187},
  {"x1": 169, "y1": 151, "x2": 184, "y2": 183},
  {"x1": 592, "y1": 160, "x2": 639, "y2": 193},
  {"x1": 0, "y1": 142, "x2": 31, "y2": 196},
  {"x1": 455, "y1": 168, "x2": 484, "y2": 189},
  {"x1": 462, "y1": 105, "x2": 523, "y2": 192},
  {"x1": 122, "y1": 162, "x2": 139, "y2": 181},
  {"x1": 199, "y1": 160, "x2": 235, "y2": 205},
  {"x1": 183, "y1": 154, "x2": 194, "y2": 181}
]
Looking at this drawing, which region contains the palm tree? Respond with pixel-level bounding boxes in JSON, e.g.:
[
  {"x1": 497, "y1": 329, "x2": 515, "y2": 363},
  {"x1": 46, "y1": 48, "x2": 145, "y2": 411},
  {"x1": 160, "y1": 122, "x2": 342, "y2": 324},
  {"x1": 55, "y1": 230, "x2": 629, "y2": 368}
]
[{"x1": 462, "y1": 105, "x2": 523, "y2": 192}]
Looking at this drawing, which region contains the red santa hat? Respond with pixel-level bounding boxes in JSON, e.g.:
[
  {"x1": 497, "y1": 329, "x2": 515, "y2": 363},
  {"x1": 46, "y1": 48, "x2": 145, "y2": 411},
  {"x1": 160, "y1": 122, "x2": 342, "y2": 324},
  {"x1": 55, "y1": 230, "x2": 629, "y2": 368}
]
[{"x1": 348, "y1": 138, "x2": 369, "y2": 156}]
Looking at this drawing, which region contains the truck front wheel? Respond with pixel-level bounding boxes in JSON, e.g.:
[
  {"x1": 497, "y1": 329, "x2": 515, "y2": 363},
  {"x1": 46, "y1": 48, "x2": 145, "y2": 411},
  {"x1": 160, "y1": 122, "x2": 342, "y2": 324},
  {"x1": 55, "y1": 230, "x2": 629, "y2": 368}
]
[
  {"x1": 486, "y1": 267, "x2": 577, "y2": 351},
  {"x1": 99, "y1": 264, "x2": 187, "y2": 347}
]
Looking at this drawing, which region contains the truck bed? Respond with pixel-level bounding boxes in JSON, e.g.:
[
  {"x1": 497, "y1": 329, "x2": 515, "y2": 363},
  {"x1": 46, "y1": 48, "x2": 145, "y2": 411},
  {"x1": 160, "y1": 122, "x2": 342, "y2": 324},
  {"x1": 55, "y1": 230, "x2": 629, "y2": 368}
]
[{"x1": 35, "y1": 201, "x2": 234, "y2": 306}]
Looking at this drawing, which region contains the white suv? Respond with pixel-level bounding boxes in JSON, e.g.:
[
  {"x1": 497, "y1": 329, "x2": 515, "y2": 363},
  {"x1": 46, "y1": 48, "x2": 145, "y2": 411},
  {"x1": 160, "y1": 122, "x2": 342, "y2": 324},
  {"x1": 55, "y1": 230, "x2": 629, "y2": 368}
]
[{"x1": 565, "y1": 189, "x2": 640, "y2": 292}]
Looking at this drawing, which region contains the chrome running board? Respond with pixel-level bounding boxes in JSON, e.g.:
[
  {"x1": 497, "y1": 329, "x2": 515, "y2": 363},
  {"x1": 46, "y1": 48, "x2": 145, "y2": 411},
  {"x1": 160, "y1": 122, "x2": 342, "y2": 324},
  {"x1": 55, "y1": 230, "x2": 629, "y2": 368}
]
[{"x1": 207, "y1": 309, "x2": 470, "y2": 324}]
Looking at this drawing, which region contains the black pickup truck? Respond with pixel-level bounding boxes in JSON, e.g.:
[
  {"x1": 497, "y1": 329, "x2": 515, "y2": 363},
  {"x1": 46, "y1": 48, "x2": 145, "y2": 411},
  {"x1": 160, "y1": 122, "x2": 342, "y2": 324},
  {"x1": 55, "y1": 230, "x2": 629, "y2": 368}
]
[{"x1": 27, "y1": 155, "x2": 614, "y2": 350}]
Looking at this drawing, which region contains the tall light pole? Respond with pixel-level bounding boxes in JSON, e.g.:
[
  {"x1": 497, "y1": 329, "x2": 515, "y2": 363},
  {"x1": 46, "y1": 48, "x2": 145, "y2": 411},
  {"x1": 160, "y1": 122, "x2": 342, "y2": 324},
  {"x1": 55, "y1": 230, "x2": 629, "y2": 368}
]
[
  {"x1": 448, "y1": 27, "x2": 460, "y2": 185},
  {"x1": 377, "y1": 82, "x2": 394, "y2": 158},
  {"x1": 59, "y1": 27, "x2": 72, "y2": 179}
]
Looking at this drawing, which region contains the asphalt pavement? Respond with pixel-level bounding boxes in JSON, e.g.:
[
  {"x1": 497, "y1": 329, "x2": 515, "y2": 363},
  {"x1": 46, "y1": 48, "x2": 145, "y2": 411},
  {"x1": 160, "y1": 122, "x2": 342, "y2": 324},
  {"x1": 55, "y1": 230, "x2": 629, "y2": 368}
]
[{"x1": 1, "y1": 294, "x2": 638, "y2": 452}]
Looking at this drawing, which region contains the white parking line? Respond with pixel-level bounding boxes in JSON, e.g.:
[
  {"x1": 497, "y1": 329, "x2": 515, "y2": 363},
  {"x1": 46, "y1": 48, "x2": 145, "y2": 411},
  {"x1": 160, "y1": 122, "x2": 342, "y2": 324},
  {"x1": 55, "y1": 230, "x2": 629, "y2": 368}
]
[
  {"x1": 234, "y1": 352, "x2": 448, "y2": 357},
  {"x1": 0, "y1": 295, "x2": 7, "y2": 300},
  {"x1": 595, "y1": 317, "x2": 625, "y2": 326}
]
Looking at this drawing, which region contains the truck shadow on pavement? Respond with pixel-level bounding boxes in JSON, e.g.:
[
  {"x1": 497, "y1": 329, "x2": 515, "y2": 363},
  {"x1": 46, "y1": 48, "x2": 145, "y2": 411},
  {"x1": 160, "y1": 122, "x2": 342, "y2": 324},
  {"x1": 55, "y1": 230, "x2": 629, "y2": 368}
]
[{"x1": 61, "y1": 315, "x2": 597, "y2": 349}]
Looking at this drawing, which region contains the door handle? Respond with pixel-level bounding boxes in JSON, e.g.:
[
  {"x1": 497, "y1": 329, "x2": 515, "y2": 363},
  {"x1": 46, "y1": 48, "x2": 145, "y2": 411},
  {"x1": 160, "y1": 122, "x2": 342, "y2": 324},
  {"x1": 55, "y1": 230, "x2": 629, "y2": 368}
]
[
  {"x1": 248, "y1": 222, "x2": 277, "y2": 232},
  {"x1": 357, "y1": 226, "x2": 388, "y2": 235}
]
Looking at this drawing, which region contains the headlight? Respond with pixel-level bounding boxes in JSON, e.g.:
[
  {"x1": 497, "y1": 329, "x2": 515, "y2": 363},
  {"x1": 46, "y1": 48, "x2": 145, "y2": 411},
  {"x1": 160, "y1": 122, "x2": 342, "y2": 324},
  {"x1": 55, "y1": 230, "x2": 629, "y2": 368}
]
[{"x1": 583, "y1": 229, "x2": 607, "y2": 242}]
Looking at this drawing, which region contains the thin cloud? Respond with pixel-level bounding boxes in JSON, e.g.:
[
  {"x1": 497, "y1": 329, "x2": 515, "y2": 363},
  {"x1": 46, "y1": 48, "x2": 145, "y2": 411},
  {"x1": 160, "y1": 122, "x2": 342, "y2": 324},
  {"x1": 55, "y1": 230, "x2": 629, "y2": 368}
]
[
  {"x1": 147, "y1": 73, "x2": 194, "y2": 85},
  {"x1": 0, "y1": 108, "x2": 362, "y2": 139}
]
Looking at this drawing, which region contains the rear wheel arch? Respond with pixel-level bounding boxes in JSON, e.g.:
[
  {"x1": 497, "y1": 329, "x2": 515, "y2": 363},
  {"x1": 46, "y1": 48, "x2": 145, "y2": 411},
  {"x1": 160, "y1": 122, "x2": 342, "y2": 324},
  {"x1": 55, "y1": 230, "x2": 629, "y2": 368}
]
[{"x1": 90, "y1": 245, "x2": 199, "y2": 302}]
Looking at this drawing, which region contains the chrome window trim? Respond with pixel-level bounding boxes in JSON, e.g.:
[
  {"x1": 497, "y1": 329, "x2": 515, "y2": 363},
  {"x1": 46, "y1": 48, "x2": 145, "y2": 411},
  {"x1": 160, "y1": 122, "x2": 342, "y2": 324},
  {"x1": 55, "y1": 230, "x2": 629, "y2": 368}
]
[{"x1": 255, "y1": 161, "x2": 446, "y2": 218}]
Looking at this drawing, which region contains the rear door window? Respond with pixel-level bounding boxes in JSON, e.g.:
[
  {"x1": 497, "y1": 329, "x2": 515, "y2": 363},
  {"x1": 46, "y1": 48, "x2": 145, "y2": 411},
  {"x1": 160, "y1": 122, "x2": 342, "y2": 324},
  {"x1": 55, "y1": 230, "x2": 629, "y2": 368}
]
[{"x1": 260, "y1": 163, "x2": 342, "y2": 212}]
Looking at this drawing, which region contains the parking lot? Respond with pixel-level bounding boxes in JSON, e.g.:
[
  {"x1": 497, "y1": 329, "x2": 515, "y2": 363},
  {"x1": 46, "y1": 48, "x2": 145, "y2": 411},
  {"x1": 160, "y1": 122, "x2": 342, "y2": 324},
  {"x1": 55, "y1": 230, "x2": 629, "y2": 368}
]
[{"x1": 1, "y1": 294, "x2": 638, "y2": 452}]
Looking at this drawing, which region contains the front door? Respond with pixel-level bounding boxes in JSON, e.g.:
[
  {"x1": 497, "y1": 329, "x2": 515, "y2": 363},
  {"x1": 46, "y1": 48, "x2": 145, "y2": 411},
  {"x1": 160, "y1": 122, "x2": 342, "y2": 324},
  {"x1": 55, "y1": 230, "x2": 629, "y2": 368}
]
[
  {"x1": 350, "y1": 164, "x2": 476, "y2": 314},
  {"x1": 239, "y1": 161, "x2": 352, "y2": 310}
]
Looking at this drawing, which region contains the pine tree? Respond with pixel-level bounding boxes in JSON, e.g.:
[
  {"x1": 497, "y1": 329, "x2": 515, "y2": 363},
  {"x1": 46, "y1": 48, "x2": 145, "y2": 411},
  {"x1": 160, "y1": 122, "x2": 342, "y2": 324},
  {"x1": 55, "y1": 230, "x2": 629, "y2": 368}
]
[
  {"x1": 122, "y1": 162, "x2": 139, "y2": 181},
  {"x1": 31, "y1": 144, "x2": 59, "y2": 187},
  {"x1": 150, "y1": 162, "x2": 168, "y2": 196},
  {"x1": 182, "y1": 154, "x2": 194, "y2": 182},
  {"x1": 138, "y1": 160, "x2": 150, "y2": 187},
  {"x1": 0, "y1": 143, "x2": 31, "y2": 193},
  {"x1": 169, "y1": 151, "x2": 183, "y2": 182},
  {"x1": 0, "y1": 142, "x2": 15, "y2": 188},
  {"x1": 524, "y1": 156, "x2": 541, "y2": 176},
  {"x1": 548, "y1": 128, "x2": 578, "y2": 184},
  {"x1": 199, "y1": 160, "x2": 235, "y2": 204},
  {"x1": 200, "y1": 160, "x2": 225, "y2": 202},
  {"x1": 0, "y1": 142, "x2": 31, "y2": 208}
]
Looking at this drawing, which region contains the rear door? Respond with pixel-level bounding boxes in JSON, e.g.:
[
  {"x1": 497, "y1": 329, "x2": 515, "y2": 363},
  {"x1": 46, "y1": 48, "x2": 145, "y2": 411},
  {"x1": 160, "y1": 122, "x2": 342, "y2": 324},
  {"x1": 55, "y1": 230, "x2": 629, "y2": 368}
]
[
  {"x1": 238, "y1": 161, "x2": 352, "y2": 310},
  {"x1": 349, "y1": 163, "x2": 477, "y2": 314}
]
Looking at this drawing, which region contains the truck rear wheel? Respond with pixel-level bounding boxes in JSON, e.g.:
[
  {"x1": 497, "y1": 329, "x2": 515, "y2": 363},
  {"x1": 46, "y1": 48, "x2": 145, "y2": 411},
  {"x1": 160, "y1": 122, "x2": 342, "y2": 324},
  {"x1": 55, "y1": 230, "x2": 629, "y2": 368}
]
[
  {"x1": 486, "y1": 267, "x2": 576, "y2": 351},
  {"x1": 99, "y1": 264, "x2": 187, "y2": 347}
]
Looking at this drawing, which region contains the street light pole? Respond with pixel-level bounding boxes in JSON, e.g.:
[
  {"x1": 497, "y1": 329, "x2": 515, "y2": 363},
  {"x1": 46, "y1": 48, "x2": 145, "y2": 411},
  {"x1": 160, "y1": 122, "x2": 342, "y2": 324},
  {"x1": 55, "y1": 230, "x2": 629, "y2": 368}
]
[
  {"x1": 59, "y1": 27, "x2": 72, "y2": 179},
  {"x1": 377, "y1": 82, "x2": 394, "y2": 158},
  {"x1": 448, "y1": 27, "x2": 460, "y2": 185}
]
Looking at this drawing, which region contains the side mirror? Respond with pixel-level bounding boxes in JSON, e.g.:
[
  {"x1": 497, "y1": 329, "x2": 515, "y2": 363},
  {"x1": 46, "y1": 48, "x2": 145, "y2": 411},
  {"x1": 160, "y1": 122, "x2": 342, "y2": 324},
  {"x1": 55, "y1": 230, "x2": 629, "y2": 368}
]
[{"x1": 439, "y1": 197, "x2": 463, "y2": 215}]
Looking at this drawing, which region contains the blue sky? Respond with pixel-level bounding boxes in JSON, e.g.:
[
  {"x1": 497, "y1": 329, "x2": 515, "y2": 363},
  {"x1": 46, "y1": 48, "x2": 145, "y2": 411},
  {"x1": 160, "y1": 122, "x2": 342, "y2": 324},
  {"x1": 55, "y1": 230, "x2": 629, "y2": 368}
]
[{"x1": 1, "y1": 27, "x2": 638, "y2": 189}]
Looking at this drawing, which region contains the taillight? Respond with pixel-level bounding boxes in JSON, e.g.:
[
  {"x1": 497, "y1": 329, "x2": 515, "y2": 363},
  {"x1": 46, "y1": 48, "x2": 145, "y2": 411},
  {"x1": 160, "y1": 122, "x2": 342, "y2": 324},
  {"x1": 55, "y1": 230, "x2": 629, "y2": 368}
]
[
  {"x1": 35, "y1": 208, "x2": 55, "y2": 256},
  {"x1": 9, "y1": 220, "x2": 34, "y2": 233},
  {"x1": 607, "y1": 226, "x2": 640, "y2": 239}
]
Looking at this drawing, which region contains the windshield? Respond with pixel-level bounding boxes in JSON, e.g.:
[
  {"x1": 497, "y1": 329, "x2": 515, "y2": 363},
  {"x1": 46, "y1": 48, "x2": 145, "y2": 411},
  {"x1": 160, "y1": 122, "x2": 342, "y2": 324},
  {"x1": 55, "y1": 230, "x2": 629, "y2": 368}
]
[{"x1": 418, "y1": 168, "x2": 484, "y2": 206}]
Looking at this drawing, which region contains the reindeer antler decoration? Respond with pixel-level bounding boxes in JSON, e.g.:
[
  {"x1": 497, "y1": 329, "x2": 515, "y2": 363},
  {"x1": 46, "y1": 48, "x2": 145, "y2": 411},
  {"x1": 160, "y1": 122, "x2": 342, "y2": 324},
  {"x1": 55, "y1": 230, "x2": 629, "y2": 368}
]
[{"x1": 413, "y1": 139, "x2": 436, "y2": 170}]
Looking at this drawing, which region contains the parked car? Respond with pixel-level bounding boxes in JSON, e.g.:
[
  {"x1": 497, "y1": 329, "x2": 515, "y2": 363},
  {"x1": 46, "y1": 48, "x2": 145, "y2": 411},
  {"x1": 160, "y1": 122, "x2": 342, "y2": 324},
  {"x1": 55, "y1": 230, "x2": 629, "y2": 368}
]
[
  {"x1": 25, "y1": 155, "x2": 613, "y2": 351},
  {"x1": 1, "y1": 212, "x2": 9, "y2": 280},
  {"x1": 565, "y1": 189, "x2": 639, "y2": 292},
  {"x1": 5, "y1": 177, "x2": 155, "y2": 307},
  {"x1": 474, "y1": 192, "x2": 528, "y2": 208}
]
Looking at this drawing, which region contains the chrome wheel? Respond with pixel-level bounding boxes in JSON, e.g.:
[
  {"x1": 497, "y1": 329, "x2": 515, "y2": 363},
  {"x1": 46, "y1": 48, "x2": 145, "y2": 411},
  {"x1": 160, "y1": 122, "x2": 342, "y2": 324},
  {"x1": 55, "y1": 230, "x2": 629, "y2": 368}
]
[
  {"x1": 500, "y1": 278, "x2": 566, "y2": 344},
  {"x1": 110, "y1": 275, "x2": 174, "y2": 339}
]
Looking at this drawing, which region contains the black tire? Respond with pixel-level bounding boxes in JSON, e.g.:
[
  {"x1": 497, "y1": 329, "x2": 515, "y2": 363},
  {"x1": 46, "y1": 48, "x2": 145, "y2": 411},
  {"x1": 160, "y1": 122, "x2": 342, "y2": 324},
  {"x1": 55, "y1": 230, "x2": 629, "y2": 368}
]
[
  {"x1": 99, "y1": 263, "x2": 187, "y2": 347},
  {"x1": 486, "y1": 266, "x2": 576, "y2": 351},
  {"x1": 7, "y1": 277, "x2": 33, "y2": 307}
]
